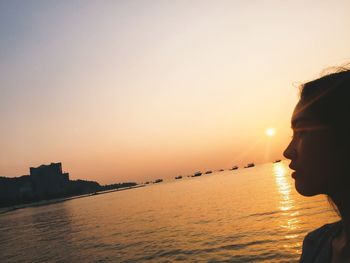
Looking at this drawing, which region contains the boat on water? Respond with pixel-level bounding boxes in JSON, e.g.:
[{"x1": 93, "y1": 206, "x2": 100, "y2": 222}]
[
  {"x1": 244, "y1": 163, "x2": 255, "y2": 168},
  {"x1": 192, "y1": 171, "x2": 202, "y2": 177},
  {"x1": 230, "y1": 166, "x2": 238, "y2": 170},
  {"x1": 218, "y1": 169, "x2": 224, "y2": 172},
  {"x1": 154, "y1": 179, "x2": 163, "y2": 183},
  {"x1": 175, "y1": 175, "x2": 182, "y2": 179},
  {"x1": 205, "y1": 170, "x2": 212, "y2": 174},
  {"x1": 273, "y1": 159, "x2": 281, "y2": 163}
]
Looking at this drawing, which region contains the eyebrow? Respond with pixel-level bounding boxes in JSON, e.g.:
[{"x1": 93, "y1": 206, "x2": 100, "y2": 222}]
[{"x1": 291, "y1": 117, "x2": 314, "y2": 129}]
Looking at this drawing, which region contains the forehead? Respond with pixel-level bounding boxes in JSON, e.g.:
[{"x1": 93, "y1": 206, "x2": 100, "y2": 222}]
[{"x1": 291, "y1": 100, "x2": 316, "y2": 128}]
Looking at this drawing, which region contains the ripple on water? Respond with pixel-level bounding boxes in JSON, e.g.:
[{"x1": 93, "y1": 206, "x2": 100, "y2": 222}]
[{"x1": 0, "y1": 162, "x2": 339, "y2": 263}]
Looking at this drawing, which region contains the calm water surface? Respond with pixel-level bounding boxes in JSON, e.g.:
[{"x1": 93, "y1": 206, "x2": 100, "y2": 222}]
[{"x1": 0, "y1": 161, "x2": 339, "y2": 262}]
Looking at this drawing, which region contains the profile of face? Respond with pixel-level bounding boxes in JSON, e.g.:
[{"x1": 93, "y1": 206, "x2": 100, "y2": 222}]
[{"x1": 283, "y1": 99, "x2": 341, "y2": 197}]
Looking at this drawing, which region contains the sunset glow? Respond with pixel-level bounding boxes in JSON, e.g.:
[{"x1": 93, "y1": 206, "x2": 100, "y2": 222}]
[
  {"x1": 265, "y1": 128, "x2": 276, "y2": 137},
  {"x1": 1, "y1": 1, "x2": 350, "y2": 184}
]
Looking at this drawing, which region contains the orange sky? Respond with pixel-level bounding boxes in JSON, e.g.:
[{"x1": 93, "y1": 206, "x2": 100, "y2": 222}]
[{"x1": 1, "y1": 1, "x2": 350, "y2": 184}]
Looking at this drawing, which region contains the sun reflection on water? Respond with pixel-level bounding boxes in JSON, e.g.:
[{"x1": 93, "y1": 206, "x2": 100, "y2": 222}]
[
  {"x1": 273, "y1": 163, "x2": 293, "y2": 212},
  {"x1": 273, "y1": 162, "x2": 301, "y2": 252}
]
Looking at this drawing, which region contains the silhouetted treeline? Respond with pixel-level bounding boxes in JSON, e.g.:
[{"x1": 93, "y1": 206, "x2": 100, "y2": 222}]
[
  {"x1": 100, "y1": 182, "x2": 137, "y2": 191},
  {"x1": 65, "y1": 179, "x2": 101, "y2": 195}
]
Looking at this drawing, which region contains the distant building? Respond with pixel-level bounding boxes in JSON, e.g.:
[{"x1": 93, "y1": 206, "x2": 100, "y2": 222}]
[
  {"x1": 30, "y1": 162, "x2": 69, "y2": 198},
  {"x1": 0, "y1": 162, "x2": 101, "y2": 208},
  {"x1": 30, "y1": 162, "x2": 67, "y2": 178}
]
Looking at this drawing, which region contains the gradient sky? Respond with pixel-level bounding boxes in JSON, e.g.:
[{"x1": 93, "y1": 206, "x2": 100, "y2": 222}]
[{"x1": 1, "y1": 0, "x2": 350, "y2": 184}]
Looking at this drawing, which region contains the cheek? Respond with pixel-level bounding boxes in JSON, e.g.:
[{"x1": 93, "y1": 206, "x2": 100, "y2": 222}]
[
  {"x1": 298, "y1": 134, "x2": 340, "y2": 194},
  {"x1": 301, "y1": 134, "x2": 337, "y2": 168}
]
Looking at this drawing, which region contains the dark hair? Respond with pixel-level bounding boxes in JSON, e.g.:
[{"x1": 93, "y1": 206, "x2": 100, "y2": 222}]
[
  {"x1": 300, "y1": 66, "x2": 350, "y2": 216},
  {"x1": 300, "y1": 67, "x2": 350, "y2": 155},
  {"x1": 301, "y1": 68, "x2": 350, "y2": 118}
]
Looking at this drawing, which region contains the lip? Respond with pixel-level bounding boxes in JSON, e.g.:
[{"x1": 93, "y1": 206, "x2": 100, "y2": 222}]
[{"x1": 289, "y1": 164, "x2": 297, "y2": 171}]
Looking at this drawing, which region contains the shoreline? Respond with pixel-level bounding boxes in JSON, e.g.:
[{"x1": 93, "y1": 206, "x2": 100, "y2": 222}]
[{"x1": 0, "y1": 184, "x2": 146, "y2": 215}]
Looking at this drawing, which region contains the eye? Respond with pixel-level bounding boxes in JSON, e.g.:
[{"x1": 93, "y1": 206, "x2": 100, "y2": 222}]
[
  {"x1": 292, "y1": 129, "x2": 306, "y2": 138},
  {"x1": 296, "y1": 131, "x2": 305, "y2": 137}
]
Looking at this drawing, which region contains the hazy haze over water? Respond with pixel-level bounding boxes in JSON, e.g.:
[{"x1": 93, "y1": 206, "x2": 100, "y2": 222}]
[{"x1": 0, "y1": 161, "x2": 338, "y2": 262}]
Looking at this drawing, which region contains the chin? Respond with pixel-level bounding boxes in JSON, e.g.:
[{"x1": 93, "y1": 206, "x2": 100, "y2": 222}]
[{"x1": 295, "y1": 181, "x2": 320, "y2": 197}]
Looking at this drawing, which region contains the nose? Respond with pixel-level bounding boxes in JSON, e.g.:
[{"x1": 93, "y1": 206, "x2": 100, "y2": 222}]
[{"x1": 283, "y1": 139, "x2": 296, "y2": 160}]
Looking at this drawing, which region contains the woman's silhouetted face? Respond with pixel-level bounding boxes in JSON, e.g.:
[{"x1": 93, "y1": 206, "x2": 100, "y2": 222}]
[{"x1": 283, "y1": 99, "x2": 341, "y2": 197}]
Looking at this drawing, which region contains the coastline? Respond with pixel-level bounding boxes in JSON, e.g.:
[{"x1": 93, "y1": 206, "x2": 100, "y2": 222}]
[{"x1": 0, "y1": 184, "x2": 145, "y2": 215}]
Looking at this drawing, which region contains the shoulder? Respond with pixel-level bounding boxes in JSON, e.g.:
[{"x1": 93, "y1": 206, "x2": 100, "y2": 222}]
[
  {"x1": 305, "y1": 221, "x2": 341, "y2": 242},
  {"x1": 300, "y1": 221, "x2": 341, "y2": 263}
]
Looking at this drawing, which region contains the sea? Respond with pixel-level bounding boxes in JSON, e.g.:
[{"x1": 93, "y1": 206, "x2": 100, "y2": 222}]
[{"x1": 0, "y1": 161, "x2": 339, "y2": 262}]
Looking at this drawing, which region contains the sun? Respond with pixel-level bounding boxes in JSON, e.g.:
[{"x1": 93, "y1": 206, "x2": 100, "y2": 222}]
[{"x1": 265, "y1": 127, "x2": 276, "y2": 137}]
